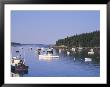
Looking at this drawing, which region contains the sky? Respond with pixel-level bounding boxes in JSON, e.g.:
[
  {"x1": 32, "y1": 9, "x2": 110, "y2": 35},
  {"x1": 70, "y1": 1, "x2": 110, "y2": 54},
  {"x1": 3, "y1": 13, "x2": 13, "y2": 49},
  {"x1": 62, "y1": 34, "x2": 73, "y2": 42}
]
[{"x1": 11, "y1": 10, "x2": 100, "y2": 44}]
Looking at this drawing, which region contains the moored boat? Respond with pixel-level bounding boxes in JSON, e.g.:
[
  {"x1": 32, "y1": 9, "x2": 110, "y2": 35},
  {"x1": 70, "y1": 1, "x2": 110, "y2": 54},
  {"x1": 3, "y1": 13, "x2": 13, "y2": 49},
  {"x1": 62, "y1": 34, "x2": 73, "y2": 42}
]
[
  {"x1": 85, "y1": 58, "x2": 92, "y2": 62},
  {"x1": 39, "y1": 54, "x2": 59, "y2": 58},
  {"x1": 38, "y1": 48, "x2": 59, "y2": 58},
  {"x1": 11, "y1": 57, "x2": 28, "y2": 73}
]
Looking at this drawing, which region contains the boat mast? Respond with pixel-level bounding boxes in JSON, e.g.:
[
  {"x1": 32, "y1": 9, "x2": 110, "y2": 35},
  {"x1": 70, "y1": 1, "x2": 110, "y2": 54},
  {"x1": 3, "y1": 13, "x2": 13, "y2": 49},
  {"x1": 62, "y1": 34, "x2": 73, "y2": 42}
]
[{"x1": 23, "y1": 48, "x2": 25, "y2": 64}]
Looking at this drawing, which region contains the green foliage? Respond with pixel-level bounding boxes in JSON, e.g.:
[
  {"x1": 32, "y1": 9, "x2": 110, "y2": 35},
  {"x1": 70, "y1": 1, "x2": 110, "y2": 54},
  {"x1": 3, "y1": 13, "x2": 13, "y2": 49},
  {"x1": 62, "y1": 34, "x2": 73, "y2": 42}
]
[{"x1": 56, "y1": 30, "x2": 100, "y2": 47}]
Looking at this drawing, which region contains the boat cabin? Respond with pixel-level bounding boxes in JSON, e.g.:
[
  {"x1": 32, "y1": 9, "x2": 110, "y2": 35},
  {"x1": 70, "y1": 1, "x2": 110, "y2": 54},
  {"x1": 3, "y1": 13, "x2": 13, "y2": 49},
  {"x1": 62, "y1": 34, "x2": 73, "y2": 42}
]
[{"x1": 46, "y1": 48, "x2": 53, "y2": 54}]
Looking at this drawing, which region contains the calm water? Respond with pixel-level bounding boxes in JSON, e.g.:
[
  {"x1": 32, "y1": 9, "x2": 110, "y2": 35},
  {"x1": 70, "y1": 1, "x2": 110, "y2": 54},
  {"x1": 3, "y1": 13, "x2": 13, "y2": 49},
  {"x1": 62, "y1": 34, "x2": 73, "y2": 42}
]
[{"x1": 11, "y1": 45, "x2": 100, "y2": 77}]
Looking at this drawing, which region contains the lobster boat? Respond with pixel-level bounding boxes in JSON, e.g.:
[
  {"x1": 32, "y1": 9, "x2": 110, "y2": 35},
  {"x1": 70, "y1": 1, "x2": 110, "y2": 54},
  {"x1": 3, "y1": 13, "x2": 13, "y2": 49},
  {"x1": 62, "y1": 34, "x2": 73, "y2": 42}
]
[{"x1": 11, "y1": 57, "x2": 28, "y2": 73}]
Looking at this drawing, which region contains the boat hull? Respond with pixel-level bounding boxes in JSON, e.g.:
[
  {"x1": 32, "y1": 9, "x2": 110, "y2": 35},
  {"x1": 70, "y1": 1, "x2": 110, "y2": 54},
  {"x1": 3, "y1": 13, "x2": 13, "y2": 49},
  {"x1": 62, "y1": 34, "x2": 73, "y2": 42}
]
[
  {"x1": 39, "y1": 55, "x2": 59, "y2": 58},
  {"x1": 11, "y1": 65, "x2": 28, "y2": 73}
]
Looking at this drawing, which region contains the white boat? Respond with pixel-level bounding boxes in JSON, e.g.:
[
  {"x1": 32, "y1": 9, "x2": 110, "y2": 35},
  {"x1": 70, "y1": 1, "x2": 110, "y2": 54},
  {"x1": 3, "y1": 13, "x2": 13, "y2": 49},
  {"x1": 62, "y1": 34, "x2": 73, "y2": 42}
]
[
  {"x1": 67, "y1": 51, "x2": 70, "y2": 55},
  {"x1": 85, "y1": 58, "x2": 92, "y2": 62},
  {"x1": 39, "y1": 54, "x2": 59, "y2": 58},
  {"x1": 38, "y1": 48, "x2": 59, "y2": 58},
  {"x1": 39, "y1": 54, "x2": 59, "y2": 61},
  {"x1": 88, "y1": 51, "x2": 94, "y2": 55},
  {"x1": 71, "y1": 48, "x2": 76, "y2": 52},
  {"x1": 11, "y1": 56, "x2": 28, "y2": 73},
  {"x1": 11, "y1": 57, "x2": 25, "y2": 66},
  {"x1": 88, "y1": 48, "x2": 94, "y2": 55}
]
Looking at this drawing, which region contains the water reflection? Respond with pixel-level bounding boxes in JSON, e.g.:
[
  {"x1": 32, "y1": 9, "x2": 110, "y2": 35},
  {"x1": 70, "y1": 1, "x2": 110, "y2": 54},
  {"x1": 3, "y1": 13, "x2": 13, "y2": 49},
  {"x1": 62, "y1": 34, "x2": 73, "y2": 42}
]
[
  {"x1": 11, "y1": 70, "x2": 28, "y2": 77},
  {"x1": 56, "y1": 48, "x2": 100, "y2": 64},
  {"x1": 11, "y1": 45, "x2": 100, "y2": 77}
]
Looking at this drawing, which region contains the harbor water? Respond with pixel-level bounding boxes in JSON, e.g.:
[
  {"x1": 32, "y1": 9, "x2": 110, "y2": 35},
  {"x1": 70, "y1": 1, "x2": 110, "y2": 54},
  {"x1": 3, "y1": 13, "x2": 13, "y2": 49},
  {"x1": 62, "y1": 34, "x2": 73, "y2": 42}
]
[{"x1": 11, "y1": 45, "x2": 100, "y2": 77}]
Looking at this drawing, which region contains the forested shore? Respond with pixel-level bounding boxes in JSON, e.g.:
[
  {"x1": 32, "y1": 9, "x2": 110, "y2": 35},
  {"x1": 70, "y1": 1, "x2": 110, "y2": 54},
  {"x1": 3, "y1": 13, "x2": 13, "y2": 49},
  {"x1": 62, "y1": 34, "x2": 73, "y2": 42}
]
[{"x1": 56, "y1": 30, "x2": 100, "y2": 48}]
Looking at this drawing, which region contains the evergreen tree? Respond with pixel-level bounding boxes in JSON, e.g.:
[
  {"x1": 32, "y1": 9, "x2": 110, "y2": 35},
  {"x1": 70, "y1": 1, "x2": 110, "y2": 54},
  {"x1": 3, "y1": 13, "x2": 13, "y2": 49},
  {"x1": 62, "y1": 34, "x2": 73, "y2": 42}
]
[{"x1": 56, "y1": 30, "x2": 100, "y2": 47}]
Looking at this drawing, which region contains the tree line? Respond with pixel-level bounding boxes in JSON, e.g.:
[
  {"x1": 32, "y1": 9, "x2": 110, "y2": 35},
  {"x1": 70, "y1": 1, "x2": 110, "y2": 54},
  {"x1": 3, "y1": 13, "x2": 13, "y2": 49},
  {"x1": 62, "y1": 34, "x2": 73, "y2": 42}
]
[
  {"x1": 11, "y1": 42, "x2": 21, "y2": 46},
  {"x1": 56, "y1": 30, "x2": 100, "y2": 47}
]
